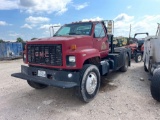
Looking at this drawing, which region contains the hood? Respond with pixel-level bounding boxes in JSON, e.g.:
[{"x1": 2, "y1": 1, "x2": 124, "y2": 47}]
[
  {"x1": 28, "y1": 35, "x2": 91, "y2": 43},
  {"x1": 27, "y1": 35, "x2": 93, "y2": 50}
]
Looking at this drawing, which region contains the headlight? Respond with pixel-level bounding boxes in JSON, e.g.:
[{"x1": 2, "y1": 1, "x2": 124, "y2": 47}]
[
  {"x1": 66, "y1": 56, "x2": 76, "y2": 66},
  {"x1": 69, "y1": 56, "x2": 76, "y2": 62}
]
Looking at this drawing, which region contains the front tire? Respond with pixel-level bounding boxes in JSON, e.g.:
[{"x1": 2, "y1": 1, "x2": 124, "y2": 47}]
[
  {"x1": 150, "y1": 69, "x2": 160, "y2": 102},
  {"x1": 27, "y1": 81, "x2": 48, "y2": 89},
  {"x1": 76, "y1": 64, "x2": 100, "y2": 103}
]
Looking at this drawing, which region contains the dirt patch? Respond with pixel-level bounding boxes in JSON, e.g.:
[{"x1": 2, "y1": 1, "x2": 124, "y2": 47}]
[{"x1": 0, "y1": 59, "x2": 160, "y2": 120}]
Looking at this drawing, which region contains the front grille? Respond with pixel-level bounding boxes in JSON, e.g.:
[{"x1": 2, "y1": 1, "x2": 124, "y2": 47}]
[{"x1": 27, "y1": 44, "x2": 62, "y2": 66}]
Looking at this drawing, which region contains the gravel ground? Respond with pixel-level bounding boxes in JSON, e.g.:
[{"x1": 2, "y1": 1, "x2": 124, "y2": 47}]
[{"x1": 0, "y1": 59, "x2": 160, "y2": 120}]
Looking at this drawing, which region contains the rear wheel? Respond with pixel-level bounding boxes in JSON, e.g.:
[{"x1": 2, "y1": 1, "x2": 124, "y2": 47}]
[
  {"x1": 27, "y1": 81, "x2": 48, "y2": 89},
  {"x1": 150, "y1": 69, "x2": 160, "y2": 102},
  {"x1": 76, "y1": 64, "x2": 100, "y2": 103},
  {"x1": 135, "y1": 53, "x2": 142, "y2": 63},
  {"x1": 120, "y1": 53, "x2": 129, "y2": 72}
]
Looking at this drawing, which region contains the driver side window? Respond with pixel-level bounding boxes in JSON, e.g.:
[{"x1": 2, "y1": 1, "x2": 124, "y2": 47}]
[{"x1": 94, "y1": 23, "x2": 105, "y2": 38}]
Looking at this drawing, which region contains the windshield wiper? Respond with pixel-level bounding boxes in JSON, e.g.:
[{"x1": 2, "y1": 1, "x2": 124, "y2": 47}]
[
  {"x1": 54, "y1": 33, "x2": 81, "y2": 36},
  {"x1": 53, "y1": 34, "x2": 62, "y2": 36},
  {"x1": 68, "y1": 32, "x2": 81, "y2": 35}
]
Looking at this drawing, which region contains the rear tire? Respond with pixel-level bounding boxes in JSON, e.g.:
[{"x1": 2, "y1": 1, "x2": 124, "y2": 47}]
[
  {"x1": 135, "y1": 53, "x2": 142, "y2": 63},
  {"x1": 120, "y1": 53, "x2": 129, "y2": 72},
  {"x1": 27, "y1": 81, "x2": 48, "y2": 89},
  {"x1": 150, "y1": 69, "x2": 160, "y2": 102},
  {"x1": 76, "y1": 64, "x2": 100, "y2": 103}
]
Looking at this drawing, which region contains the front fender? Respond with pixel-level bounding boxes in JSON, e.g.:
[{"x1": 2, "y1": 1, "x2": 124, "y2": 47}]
[{"x1": 66, "y1": 48, "x2": 100, "y2": 69}]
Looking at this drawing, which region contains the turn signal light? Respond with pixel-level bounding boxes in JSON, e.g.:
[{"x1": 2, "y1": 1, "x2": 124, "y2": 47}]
[{"x1": 71, "y1": 44, "x2": 77, "y2": 50}]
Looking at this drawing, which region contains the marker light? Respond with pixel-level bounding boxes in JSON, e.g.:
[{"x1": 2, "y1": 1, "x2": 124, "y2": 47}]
[{"x1": 71, "y1": 44, "x2": 77, "y2": 50}]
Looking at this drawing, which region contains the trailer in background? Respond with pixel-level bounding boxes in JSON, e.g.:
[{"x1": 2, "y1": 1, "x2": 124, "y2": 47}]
[{"x1": 0, "y1": 42, "x2": 23, "y2": 60}]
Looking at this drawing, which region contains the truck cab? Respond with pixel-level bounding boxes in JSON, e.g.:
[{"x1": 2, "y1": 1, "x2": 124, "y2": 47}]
[{"x1": 12, "y1": 20, "x2": 131, "y2": 103}]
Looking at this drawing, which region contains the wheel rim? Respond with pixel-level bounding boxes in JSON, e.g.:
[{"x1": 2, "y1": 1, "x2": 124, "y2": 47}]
[
  {"x1": 138, "y1": 55, "x2": 142, "y2": 62},
  {"x1": 86, "y1": 72, "x2": 97, "y2": 95}
]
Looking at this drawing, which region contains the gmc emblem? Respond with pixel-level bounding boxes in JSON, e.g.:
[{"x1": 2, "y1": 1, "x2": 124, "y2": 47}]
[{"x1": 35, "y1": 51, "x2": 49, "y2": 57}]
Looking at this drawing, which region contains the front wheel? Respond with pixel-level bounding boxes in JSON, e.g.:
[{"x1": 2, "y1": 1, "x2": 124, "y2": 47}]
[
  {"x1": 150, "y1": 69, "x2": 160, "y2": 102},
  {"x1": 76, "y1": 64, "x2": 100, "y2": 103},
  {"x1": 27, "y1": 81, "x2": 48, "y2": 89}
]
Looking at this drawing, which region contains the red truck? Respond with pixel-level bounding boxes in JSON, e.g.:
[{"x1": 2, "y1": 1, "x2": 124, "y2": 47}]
[{"x1": 12, "y1": 20, "x2": 131, "y2": 102}]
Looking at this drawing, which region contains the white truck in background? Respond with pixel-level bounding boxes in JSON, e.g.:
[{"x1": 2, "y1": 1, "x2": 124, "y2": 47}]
[{"x1": 143, "y1": 23, "x2": 160, "y2": 101}]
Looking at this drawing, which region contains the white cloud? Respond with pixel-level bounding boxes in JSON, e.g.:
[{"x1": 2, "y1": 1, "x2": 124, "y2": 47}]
[
  {"x1": 19, "y1": 0, "x2": 36, "y2": 7},
  {"x1": 0, "y1": 21, "x2": 12, "y2": 26},
  {"x1": 21, "y1": 24, "x2": 32, "y2": 29},
  {"x1": 74, "y1": 2, "x2": 89, "y2": 10},
  {"x1": 19, "y1": 0, "x2": 71, "y2": 14},
  {"x1": 9, "y1": 33, "x2": 20, "y2": 37},
  {"x1": 132, "y1": 15, "x2": 160, "y2": 36},
  {"x1": 25, "y1": 16, "x2": 50, "y2": 24},
  {"x1": 0, "y1": 0, "x2": 71, "y2": 15},
  {"x1": 113, "y1": 13, "x2": 134, "y2": 37},
  {"x1": 39, "y1": 24, "x2": 61, "y2": 30},
  {"x1": 114, "y1": 13, "x2": 134, "y2": 22},
  {"x1": 127, "y1": 5, "x2": 132, "y2": 9},
  {"x1": 82, "y1": 17, "x2": 103, "y2": 22},
  {"x1": 7, "y1": 32, "x2": 26, "y2": 40},
  {"x1": 0, "y1": 21, "x2": 8, "y2": 26},
  {"x1": 113, "y1": 14, "x2": 160, "y2": 37},
  {"x1": 40, "y1": 24, "x2": 61, "y2": 36},
  {"x1": 56, "y1": 8, "x2": 68, "y2": 16},
  {"x1": 0, "y1": 0, "x2": 19, "y2": 10}
]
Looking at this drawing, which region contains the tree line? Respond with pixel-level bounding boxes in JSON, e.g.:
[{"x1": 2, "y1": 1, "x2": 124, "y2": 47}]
[{"x1": 0, "y1": 37, "x2": 37, "y2": 43}]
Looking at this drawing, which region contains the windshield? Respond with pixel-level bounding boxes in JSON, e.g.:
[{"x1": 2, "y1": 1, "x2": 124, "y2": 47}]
[{"x1": 54, "y1": 23, "x2": 92, "y2": 36}]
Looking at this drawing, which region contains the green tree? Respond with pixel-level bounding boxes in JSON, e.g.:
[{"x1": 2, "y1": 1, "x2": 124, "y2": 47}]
[
  {"x1": 0, "y1": 39, "x2": 4, "y2": 43},
  {"x1": 16, "y1": 37, "x2": 24, "y2": 43}
]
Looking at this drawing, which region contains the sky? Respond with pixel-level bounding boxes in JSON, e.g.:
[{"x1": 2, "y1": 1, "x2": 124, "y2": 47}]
[{"x1": 0, "y1": 0, "x2": 160, "y2": 41}]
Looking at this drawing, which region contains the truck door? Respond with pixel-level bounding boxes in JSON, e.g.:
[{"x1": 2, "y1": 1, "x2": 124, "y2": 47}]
[{"x1": 93, "y1": 23, "x2": 109, "y2": 58}]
